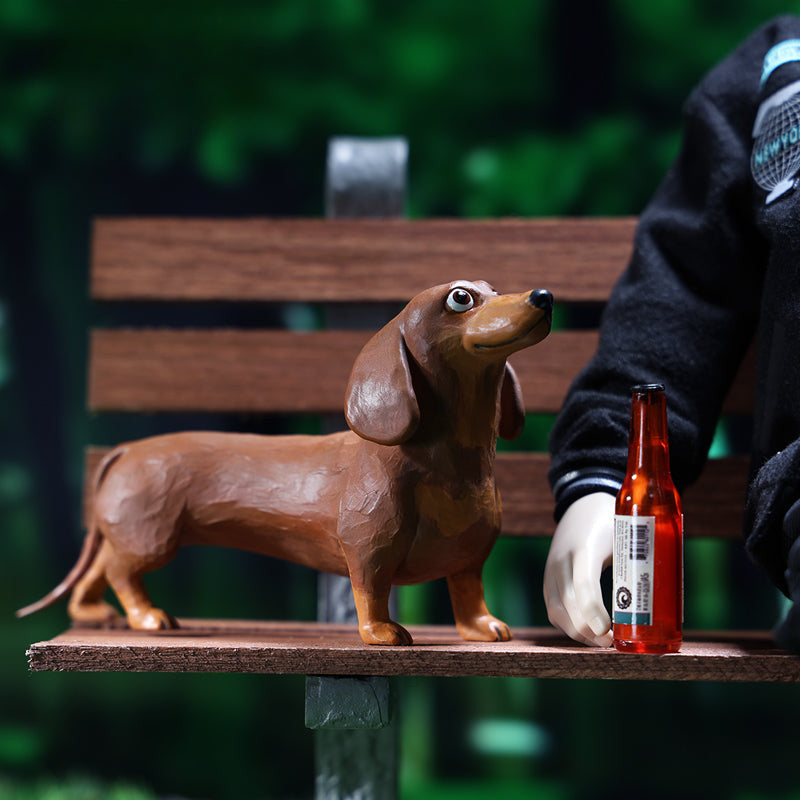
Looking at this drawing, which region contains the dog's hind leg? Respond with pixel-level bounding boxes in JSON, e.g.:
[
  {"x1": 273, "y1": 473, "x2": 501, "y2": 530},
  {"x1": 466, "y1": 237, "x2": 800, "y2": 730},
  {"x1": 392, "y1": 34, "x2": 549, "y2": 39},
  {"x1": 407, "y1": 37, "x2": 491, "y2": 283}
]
[
  {"x1": 104, "y1": 549, "x2": 179, "y2": 631},
  {"x1": 447, "y1": 565, "x2": 512, "y2": 642},
  {"x1": 67, "y1": 539, "x2": 123, "y2": 627}
]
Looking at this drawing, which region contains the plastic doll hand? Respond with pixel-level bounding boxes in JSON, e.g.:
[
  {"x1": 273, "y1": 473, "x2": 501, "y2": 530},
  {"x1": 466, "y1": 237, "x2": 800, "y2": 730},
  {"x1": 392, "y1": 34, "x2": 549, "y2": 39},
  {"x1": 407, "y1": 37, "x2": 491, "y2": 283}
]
[{"x1": 543, "y1": 492, "x2": 615, "y2": 647}]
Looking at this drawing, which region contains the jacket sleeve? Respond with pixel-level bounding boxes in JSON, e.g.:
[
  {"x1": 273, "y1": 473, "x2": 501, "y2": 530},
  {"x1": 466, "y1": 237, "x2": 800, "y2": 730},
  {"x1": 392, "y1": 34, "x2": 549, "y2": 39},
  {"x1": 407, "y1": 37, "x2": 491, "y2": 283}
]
[
  {"x1": 744, "y1": 437, "x2": 800, "y2": 594},
  {"x1": 548, "y1": 19, "x2": 786, "y2": 520}
]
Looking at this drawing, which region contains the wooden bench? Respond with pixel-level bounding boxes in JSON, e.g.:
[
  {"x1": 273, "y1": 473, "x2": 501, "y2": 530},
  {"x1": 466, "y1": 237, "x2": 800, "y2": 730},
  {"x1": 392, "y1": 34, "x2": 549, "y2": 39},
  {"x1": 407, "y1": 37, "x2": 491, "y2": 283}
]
[
  {"x1": 23, "y1": 138, "x2": 800, "y2": 798},
  {"x1": 27, "y1": 212, "x2": 785, "y2": 675}
]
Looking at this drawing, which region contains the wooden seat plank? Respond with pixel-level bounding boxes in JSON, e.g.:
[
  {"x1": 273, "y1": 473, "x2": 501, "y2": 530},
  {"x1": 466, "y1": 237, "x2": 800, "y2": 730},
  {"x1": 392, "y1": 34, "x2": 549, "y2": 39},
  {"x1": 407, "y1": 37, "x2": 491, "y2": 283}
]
[{"x1": 26, "y1": 620, "x2": 799, "y2": 682}]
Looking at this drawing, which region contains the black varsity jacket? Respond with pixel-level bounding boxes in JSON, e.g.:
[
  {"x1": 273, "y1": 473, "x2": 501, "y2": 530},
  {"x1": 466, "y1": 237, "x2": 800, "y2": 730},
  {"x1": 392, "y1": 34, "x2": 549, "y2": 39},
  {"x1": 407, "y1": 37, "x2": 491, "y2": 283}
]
[{"x1": 548, "y1": 15, "x2": 800, "y2": 594}]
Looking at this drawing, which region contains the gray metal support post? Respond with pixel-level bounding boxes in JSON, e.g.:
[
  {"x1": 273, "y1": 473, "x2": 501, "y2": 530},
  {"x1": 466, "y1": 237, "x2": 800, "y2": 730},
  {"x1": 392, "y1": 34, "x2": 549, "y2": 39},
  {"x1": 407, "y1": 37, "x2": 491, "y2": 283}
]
[{"x1": 306, "y1": 136, "x2": 408, "y2": 800}]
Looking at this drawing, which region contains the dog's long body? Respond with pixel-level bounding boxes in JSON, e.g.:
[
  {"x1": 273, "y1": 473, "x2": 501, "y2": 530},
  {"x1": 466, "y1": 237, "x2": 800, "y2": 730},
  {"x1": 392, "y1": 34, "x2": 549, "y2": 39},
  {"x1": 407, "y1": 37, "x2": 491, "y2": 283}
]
[{"x1": 18, "y1": 280, "x2": 552, "y2": 645}]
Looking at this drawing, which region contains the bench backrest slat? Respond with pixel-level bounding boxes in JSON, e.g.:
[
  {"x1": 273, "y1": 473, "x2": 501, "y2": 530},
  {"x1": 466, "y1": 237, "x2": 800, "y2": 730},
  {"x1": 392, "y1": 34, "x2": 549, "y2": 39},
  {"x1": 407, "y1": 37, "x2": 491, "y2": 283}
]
[
  {"x1": 88, "y1": 328, "x2": 756, "y2": 416},
  {"x1": 91, "y1": 218, "x2": 637, "y2": 303},
  {"x1": 83, "y1": 448, "x2": 747, "y2": 540},
  {"x1": 88, "y1": 329, "x2": 600, "y2": 414}
]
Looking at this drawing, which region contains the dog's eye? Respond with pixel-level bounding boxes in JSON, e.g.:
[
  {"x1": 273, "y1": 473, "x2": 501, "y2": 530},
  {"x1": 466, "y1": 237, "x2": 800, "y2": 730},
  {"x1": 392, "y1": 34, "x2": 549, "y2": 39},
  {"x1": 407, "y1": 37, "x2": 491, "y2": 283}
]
[{"x1": 446, "y1": 288, "x2": 475, "y2": 313}]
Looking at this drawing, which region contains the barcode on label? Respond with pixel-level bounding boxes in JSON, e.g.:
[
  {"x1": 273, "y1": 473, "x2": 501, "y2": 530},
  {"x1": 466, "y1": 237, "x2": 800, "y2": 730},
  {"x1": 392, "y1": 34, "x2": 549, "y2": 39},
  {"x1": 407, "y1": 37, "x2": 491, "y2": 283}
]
[
  {"x1": 630, "y1": 522, "x2": 650, "y2": 561},
  {"x1": 613, "y1": 515, "x2": 656, "y2": 625}
]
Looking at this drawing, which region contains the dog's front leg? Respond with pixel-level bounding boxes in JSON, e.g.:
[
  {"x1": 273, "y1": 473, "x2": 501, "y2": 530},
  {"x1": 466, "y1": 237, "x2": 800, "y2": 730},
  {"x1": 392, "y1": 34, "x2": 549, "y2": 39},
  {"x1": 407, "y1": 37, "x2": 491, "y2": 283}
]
[
  {"x1": 338, "y1": 467, "x2": 414, "y2": 646},
  {"x1": 447, "y1": 566, "x2": 512, "y2": 642},
  {"x1": 340, "y1": 543, "x2": 412, "y2": 646},
  {"x1": 347, "y1": 571, "x2": 413, "y2": 646}
]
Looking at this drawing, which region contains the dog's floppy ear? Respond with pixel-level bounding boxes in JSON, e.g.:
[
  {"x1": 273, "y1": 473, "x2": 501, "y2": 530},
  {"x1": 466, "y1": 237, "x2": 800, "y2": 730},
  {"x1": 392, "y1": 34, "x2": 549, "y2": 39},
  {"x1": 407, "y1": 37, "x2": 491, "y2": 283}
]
[
  {"x1": 498, "y1": 362, "x2": 525, "y2": 441},
  {"x1": 345, "y1": 318, "x2": 420, "y2": 445}
]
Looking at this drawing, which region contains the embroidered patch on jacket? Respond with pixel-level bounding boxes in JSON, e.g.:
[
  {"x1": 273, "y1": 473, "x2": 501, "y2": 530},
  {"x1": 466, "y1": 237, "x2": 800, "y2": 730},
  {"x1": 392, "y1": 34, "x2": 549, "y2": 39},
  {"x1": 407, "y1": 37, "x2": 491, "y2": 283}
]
[
  {"x1": 751, "y1": 78, "x2": 800, "y2": 203},
  {"x1": 761, "y1": 39, "x2": 800, "y2": 87}
]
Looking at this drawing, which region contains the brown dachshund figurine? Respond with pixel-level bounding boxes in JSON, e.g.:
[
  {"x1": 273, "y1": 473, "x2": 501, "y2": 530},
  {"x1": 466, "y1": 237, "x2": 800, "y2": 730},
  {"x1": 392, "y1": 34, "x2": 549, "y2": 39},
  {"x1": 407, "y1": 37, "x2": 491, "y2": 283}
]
[{"x1": 18, "y1": 281, "x2": 553, "y2": 645}]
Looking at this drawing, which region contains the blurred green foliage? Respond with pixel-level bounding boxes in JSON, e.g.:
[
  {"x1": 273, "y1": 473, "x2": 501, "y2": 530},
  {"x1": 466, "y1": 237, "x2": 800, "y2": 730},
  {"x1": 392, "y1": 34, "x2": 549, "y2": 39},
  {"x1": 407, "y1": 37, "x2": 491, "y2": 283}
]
[
  {"x1": 0, "y1": 774, "x2": 156, "y2": 800},
  {"x1": 3, "y1": 1, "x2": 800, "y2": 799}
]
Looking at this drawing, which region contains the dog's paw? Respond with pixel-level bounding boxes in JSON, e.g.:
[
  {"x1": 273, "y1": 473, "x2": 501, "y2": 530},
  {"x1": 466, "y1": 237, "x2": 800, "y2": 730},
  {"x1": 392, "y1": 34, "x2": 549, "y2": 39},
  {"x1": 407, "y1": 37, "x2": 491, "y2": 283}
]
[
  {"x1": 128, "y1": 607, "x2": 179, "y2": 631},
  {"x1": 359, "y1": 620, "x2": 414, "y2": 646},
  {"x1": 68, "y1": 600, "x2": 124, "y2": 628},
  {"x1": 457, "y1": 615, "x2": 513, "y2": 642}
]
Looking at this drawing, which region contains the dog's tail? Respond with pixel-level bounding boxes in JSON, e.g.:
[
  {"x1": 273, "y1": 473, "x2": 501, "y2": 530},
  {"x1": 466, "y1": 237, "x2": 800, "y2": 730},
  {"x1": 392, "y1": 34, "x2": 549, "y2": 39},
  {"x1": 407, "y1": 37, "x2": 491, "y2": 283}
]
[{"x1": 15, "y1": 448, "x2": 124, "y2": 619}]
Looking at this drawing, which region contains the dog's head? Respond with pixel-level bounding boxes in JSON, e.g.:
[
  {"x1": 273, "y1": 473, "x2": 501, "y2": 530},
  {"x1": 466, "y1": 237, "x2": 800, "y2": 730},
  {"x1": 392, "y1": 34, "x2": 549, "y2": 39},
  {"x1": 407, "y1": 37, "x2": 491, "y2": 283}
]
[{"x1": 345, "y1": 280, "x2": 552, "y2": 446}]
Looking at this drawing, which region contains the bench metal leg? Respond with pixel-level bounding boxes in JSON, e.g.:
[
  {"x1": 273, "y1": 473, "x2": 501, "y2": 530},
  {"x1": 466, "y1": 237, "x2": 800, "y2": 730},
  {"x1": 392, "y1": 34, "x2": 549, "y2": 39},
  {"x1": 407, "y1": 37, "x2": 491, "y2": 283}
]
[
  {"x1": 311, "y1": 576, "x2": 399, "y2": 800},
  {"x1": 306, "y1": 675, "x2": 397, "y2": 800},
  {"x1": 313, "y1": 726, "x2": 398, "y2": 800},
  {"x1": 304, "y1": 135, "x2": 407, "y2": 800}
]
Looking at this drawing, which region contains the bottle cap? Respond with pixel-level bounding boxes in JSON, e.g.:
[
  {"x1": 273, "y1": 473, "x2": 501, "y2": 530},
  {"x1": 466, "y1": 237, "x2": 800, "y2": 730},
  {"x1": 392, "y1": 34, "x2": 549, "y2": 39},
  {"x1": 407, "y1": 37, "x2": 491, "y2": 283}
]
[{"x1": 630, "y1": 383, "x2": 665, "y2": 393}]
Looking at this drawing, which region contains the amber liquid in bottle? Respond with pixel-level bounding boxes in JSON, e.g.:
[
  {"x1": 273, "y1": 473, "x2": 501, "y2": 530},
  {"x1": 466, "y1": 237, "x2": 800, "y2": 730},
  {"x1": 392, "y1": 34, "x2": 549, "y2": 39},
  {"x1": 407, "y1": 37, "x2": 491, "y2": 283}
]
[{"x1": 612, "y1": 384, "x2": 683, "y2": 654}]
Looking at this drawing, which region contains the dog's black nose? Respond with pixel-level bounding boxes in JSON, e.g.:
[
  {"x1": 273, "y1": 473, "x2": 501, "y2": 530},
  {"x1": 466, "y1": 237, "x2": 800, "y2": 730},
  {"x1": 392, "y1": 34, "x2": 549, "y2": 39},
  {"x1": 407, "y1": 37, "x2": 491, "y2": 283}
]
[{"x1": 528, "y1": 289, "x2": 553, "y2": 312}]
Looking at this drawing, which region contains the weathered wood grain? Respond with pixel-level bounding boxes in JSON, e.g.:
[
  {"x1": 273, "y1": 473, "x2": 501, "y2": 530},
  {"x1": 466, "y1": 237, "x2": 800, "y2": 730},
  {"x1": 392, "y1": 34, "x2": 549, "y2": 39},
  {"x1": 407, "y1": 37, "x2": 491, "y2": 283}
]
[
  {"x1": 91, "y1": 217, "x2": 637, "y2": 303},
  {"x1": 26, "y1": 620, "x2": 800, "y2": 681},
  {"x1": 83, "y1": 448, "x2": 747, "y2": 539},
  {"x1": 87, "y1": 328, "x2": 756, "y2": 415}
]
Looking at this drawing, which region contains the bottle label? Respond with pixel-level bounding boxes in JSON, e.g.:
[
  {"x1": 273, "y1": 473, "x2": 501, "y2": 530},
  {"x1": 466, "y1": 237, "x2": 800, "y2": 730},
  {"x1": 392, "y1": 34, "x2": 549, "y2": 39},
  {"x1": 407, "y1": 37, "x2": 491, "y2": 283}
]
[{"x1": 613, "y1": 515, "x2": 655, "y2": 626}]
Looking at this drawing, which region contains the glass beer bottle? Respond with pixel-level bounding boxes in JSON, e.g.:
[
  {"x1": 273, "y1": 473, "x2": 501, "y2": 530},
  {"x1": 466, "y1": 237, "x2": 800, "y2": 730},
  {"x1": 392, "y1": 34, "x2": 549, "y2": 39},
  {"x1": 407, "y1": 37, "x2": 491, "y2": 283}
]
[{"x1": 612, "y1": 384, "x2": 683, "y2": 654}]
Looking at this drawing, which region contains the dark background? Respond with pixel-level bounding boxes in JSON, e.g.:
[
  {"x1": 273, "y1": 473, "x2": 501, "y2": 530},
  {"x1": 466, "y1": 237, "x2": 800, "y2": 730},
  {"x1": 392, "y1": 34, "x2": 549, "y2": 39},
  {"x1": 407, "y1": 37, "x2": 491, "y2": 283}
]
[{"x1": 2, "y1": 2, "x2": 799, "y2": 798}]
